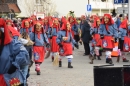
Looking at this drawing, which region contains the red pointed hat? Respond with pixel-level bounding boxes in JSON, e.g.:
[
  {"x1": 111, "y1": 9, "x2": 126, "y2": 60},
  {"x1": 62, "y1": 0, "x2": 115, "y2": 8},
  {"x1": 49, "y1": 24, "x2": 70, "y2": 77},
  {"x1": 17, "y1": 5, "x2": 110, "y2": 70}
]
[
  {"x1": 92, "y1": 17, "x2": 100, "y2": 28},
  {"x1": 8, "y1": 26, "x2": 20, "y2": 37},
  {"x1": 68, "y1": 16, "x2": 77, "y2": 26},
  {"x1": 90, "y1": 15, "x2": 98, "y2": 20},
  {"x1": 21, "y1": 19, "x2": 31, "y2": 28},
  {"x1": 6, "y1": 19, "x2": 15, "y2": 27},
  {"x1": 0, "y1": 18, "x2": 12, "y2": 45},
  {"x1": 119, "y1": 19, "x2": 128, "y2": 29},
  {"x1": 101, "y1": 14, "x2": 114, "y2": 25},
  {"x1": 32, "y1": 20, "x2": 43, "y2": 32}
]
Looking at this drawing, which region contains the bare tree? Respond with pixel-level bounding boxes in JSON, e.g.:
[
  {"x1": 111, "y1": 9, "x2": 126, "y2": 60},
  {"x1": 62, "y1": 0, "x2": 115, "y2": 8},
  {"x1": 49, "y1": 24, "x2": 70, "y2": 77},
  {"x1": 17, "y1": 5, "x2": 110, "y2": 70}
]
[
  {"x1": 41, "y1": 0, "x2": 56, "y2": 16},
  {"x1": 17, "y1": 0, "x2": 35, "y2": 17}
]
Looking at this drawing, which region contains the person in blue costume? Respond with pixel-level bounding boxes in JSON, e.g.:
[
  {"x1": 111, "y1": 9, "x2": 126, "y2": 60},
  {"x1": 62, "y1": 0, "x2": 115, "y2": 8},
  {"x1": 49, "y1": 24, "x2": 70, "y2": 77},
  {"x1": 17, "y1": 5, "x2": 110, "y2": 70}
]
[
  {"x1": 68, "y1": 16, "x2": 80, "y2": 44},
  {"x1": 43, "y1": 17, "x2": 50, "y2": 34},
  {"x1": 30, "y1": 21, "x2": 50, "y2": 75},
  {"x1": 0, "y1": 18, "x2": 30, "y2": 86},
  {"x1": 20, "y1": 19, "x2": 32, "y2": 35},
  {"x1": 118, "y1": 19, "x2": 129, "y2": 62},
  {"x1": 56, "y1": 19, "x2": 79, "y2": 68},
  {"x1": 98, "y1": 14, "x2": 118, "y2": 64},
  {"x1": 89, "y1": 17, "x2": 101, "y2": 64},
  {"x1": 47, "y1": 18, "x2": 60, "y2": 62}
]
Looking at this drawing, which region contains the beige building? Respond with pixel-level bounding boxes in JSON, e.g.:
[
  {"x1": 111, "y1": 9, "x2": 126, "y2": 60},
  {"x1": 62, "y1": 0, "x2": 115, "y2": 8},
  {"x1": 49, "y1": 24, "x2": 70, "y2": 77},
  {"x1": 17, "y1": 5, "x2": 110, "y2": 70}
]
[
  {"x1": 90, "y1": 0, "x2": 122, "y2": 16},
  {"x1": 54, "y1": 0, "x2": 124, "y2": 17}
]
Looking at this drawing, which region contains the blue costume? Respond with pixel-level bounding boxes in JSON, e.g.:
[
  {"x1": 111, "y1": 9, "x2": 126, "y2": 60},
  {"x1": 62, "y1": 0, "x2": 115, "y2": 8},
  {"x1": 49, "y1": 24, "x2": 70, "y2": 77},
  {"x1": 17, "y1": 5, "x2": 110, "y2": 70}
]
[
  {"x1": 0, "y1": 18, "x2": 30, "y2": 85},
  {"x1": 56, "y1": 21, "x2": 78, "y2": 68},
  {"x1": 98, "y1": 14, "x2": 118, "y2": 64},
  {"x1": 118, "y1": 19, "x2": 129, "y2": 62},
  {"x1": 30, "y1": 23, "x2": 49, "y2": 75}
]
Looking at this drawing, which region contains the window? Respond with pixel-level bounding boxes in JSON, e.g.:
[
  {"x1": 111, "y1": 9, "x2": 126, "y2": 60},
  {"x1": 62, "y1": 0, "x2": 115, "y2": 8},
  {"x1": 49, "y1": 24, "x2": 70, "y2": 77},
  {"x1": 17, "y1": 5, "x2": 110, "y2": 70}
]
[{"x1": 101, "y1": 0, "x2": 107, "y2": 2}]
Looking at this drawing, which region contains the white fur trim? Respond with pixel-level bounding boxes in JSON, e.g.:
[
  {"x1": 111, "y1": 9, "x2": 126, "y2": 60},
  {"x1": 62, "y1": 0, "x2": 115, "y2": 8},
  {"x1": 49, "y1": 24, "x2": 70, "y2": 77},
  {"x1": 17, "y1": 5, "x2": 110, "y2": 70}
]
[{"x1": 66, "y1": 55, "x2": 73, "y2": 58}]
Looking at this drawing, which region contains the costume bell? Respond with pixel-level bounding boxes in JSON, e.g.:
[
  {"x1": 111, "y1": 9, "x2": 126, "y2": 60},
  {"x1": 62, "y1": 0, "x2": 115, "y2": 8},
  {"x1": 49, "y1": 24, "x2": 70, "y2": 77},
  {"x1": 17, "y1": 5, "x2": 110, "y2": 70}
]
[
  {"x1": 0, "y1": 18, "x2": 30, "y2": 86},
  {"x1": 57, "y1": 19, "x2": 78, "y2": 68},
  {"x1": 98, "y1": 14, "x2": 118, "y2": 64},
  {"x1": 30, "y1": 21, "x2": 50, "y2": 75}
]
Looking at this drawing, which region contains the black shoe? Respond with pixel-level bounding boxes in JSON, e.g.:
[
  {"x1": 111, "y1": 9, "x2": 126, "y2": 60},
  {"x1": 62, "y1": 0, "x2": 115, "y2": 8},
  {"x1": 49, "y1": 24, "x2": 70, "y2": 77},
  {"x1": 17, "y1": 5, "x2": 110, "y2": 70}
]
[
  {"x1": 109, "y1": 59, "x2": 113, "y2": 64},
  {"x1": 52, "y1": 57, "x2": 54, "y2": 62},
  {"x1": 106, "y1": 58, "x2": 109, "y2": 63},
  {"x1": 123, "y1": 59, "x2": 129, "y2": 62},
  {"x1": 106, "y1": 58, "x2": 113, "y2": 64},
  {"x1": 68, "y1": 62, "x2": 73, "y2": 68},
  {"x1": 97, "y1": 56, "x2": 101, "y2": 60},
  {"x1": 37, "y1": 71, "x2": 41, "y2": 75},
  {"x1": 94, "y1": 54, "x2": 96, "y2": 59},
  {"x1": 83, "y1": 53, "x2": 89, "y2": 56},
  {"x1": 59, "y1": 61, "x2": 62, "y2": 67},
  {"x1": 99, "y1": 50, "x2": 102, "y2": 56}
]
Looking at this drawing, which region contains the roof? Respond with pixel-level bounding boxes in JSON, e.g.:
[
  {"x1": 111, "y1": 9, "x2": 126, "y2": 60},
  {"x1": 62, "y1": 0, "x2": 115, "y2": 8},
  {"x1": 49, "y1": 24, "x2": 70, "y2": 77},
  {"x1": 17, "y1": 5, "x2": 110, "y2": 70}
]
[
  {"x1": 0, "y1": 4, "x2": 10, "y2": 13},
  {"x1": 7, "y1": 3, "x2": 21, "y2": 13},
  {"x1": 0, "y1": 3, "x2": 20, "y2": 13},
  {"x1": 0, "y1": 0, "x2": 17, "y2": 3}
]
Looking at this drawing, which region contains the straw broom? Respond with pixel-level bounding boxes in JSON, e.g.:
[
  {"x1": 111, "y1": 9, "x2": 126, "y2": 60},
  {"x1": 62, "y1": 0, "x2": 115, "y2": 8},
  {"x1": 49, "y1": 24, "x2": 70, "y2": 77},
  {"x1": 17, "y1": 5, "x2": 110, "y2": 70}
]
[{"x1": 53, "y1": 53, "x2": 59, "y2": 66}]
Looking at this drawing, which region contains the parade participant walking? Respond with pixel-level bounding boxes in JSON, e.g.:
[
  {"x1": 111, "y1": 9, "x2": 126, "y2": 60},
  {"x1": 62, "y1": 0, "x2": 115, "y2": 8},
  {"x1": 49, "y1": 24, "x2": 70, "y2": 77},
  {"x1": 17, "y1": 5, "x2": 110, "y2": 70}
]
[
  {"x1": 47, "y1": 18, "x2": 60, "y2": 62},
  {"x1": 80, "y1": 16, "x2": 91, "y2": 56},
  {"x1": 68, "y1": 16, "x2": 80, "y2": 44},
  {"x1": 20, "y1": 19, "x2": 32, "y2": 34},
  {"x1": 89, "y1": 17, "x2": 101, "y2": 64},
  {"x1": 118, "y1": 19, "x2": 129, "y2": 62},
  {"x1": 98, "y1": 14, "x2": 118, "y2": 64},
  {"x1": 43, "y1": 17, "x2": 50, "y2": 33},
  {"x1": 57, "y1": 19, "x2": 78, "y2": 68},
  {"x1": 0, "y1": 18, "x2": 30, "y2": 86},
  {"x1": 30, "y1": 21, "x2": 50, "y2": 75}
]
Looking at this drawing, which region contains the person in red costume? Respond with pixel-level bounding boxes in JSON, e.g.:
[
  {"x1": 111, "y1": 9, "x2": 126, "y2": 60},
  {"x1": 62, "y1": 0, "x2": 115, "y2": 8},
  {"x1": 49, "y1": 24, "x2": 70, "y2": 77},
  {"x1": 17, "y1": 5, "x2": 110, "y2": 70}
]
[
  {"x1": 30, "y1": 21, "x2": 50, "y2": 75},
  {"x1": 0, "y1": 18, "x2": 30, "y2": 86},
  {"x1": 98, "y1": 14, "x2": 118, "y2": 64},
  {"x1": 57, "y1": 18, "x2": 78, "y2": 68},
  {"x1": 89, "y1": 17, "x2": 101, "y2": 64},
  {"x1": 20, "y1": 19, "x2": 32, "y2": 34},
  {"x1": 47, "y1": 18, "x2": 60, "y2": 62},
  {"x1": 118, "y1": 19, "x2": 129, "y2": 62}
]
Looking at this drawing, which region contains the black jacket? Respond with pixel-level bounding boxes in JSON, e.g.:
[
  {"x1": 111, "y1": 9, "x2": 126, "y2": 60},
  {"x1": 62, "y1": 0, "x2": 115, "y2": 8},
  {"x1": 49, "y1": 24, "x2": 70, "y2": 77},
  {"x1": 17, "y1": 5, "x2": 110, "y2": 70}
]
[{"x1": 81, "y1": 20, "x2": 91, "y2": 43}]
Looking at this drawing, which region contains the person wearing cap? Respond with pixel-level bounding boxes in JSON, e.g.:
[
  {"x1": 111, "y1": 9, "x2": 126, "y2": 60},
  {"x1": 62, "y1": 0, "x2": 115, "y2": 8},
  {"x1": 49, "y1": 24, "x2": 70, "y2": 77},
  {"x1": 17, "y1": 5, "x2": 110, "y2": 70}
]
[
  {"x1": 30, "y1": 21, "x2": 50, "y2": 75},
  {"x1": 118, "y1": 19, "x2": 129, "y2": 62},
  {"x1": 89, "y1": 17, "x2": 101, "y2": 64},
  {"x1": 68, "y1": 16, "x2": 80, "y2": 45},
  {"x1": 56, "y1": 18, "x2": 78, "y2": 68},
  {"x1": 20, "y1": 19, "x2": 32, "y2": 35},
  {"x1": 98, "y1": 14, "x2": 118, "y2": 64},
  {"x1": 0, "y1": 18, "x2": 30, "y2": 86},
  {"x1": 47, "y1": 18, "x2": 60, "y2": 62}
]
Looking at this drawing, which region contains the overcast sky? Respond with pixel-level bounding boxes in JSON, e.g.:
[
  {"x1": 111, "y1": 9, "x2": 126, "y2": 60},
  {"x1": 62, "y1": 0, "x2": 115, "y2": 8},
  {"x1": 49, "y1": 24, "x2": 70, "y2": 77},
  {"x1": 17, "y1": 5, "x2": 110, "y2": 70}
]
[{"x1": 53, "y1": 0, "x2": 88, "y2": 17}]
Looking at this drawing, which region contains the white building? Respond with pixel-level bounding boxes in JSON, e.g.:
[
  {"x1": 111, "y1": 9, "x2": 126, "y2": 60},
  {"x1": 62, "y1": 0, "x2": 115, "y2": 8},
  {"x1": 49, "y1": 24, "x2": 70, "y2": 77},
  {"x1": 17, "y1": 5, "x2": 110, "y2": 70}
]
[{"x1": 53, "y1": 0, "x2": 124, "y2": 17}]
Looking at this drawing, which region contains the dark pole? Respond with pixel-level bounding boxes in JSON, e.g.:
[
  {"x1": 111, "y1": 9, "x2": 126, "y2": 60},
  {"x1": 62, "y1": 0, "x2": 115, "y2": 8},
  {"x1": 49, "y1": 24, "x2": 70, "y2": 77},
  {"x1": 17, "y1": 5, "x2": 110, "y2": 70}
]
[{"x1": 88, "y1": 0, "x2": 89, "y2": 4}]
